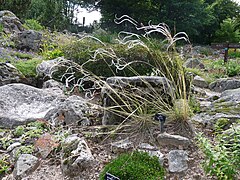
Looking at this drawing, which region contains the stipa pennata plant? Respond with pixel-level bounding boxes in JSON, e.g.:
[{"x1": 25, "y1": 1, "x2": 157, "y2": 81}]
[{"x1": 47, "y1": 15, "x2": 194, "y2": 138}]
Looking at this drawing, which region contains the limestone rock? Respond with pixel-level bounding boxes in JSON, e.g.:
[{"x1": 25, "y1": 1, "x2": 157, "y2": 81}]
[
  {"x1": 0, "y1": 10, "x2": 24, "y2": 34},
  {"x1": 44, "y1": 95, "x2": 92, "y2": 126},
  {"x1": 13, "y1": 154, "x2": 40, "y2": 180},
  {"x1": 36, "y1": 57, "x2": 63, "y2": 78},
  {"x1": 183, "y1": 58, "x2": 205, "y2": 69},
  {"x1": 219, "y1": 87, "x2": 240, "y2": 102},
  {"x1": 209, "y1": 78, "x2": 240, "y2": 92},
  {"x1": 42, "y1": 79, "x2": 64, "y2": 90},
  {"x1": 102, "y1": 76, "x2": 173, "y2": 125},
  {"x1": 0, "y1": 62, "x2": 25, "y2": 86},
  {"x1": 157, "y1": 133, "x2": 190, "y2": 148},
  {"x1": 192, "y1": 88, "x2": 240, "y2": 127},
  {"x1": 191, "y1": 113, "x2": 240, "y2": 127},
  {"x1": 7, "y1": 142, "x2": 21, "y2": 152},
  {"x1": 0, "y1": 83, "x2": 65, "y2": 128},
  {"x1": 138, "y1": 143, "x2": 164, "y2": 165},
  {"x1": 168, "y1": 150, "x2": 188, "y2": 172},
  {"x1": 111, "y1": 138, "x2": 134, "y2": 153},
  {"x1": 193, "y1": 76, "x2": 208, "y2": 88},
  {"x1": 14, "y1": 30, "x2": 42, "y2": 51},
  {"x1": 61, "y1": 135, "x2": 94, "y2": 177}
]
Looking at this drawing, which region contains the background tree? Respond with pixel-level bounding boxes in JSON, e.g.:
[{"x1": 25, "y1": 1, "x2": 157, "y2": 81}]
[
  {"x1": 214, "y1": 18, "x2": 240, "y2": 43},
  {"x1": 0, "y1": 0, "x2": 31, "y2": 18},
  {"x1": 98, "y1": 0, "x2": 240, "y2": 44}
]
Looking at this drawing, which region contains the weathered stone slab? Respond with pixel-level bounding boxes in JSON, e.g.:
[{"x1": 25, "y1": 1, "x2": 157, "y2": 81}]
[
  {"x1": 209, "y1": 78, "x2": 240, "y2": 92},
  {"x1": 0, "y1": 83, "x2": 65, "y2": 128},
  {"x1": 102, "y1": 76, "x2": 173, "y2": 125},
  {"x1": 157, "y1": 133, "x2": 191, "y2": 148}
]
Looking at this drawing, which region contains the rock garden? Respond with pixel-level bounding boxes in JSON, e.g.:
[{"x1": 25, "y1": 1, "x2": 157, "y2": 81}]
[{"x1": 0, "y1": 10, "x2": 239, "y2": 180}]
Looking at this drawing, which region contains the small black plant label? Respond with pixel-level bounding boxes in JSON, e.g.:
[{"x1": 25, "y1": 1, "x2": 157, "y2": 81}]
[{"x1": 105, "y1": 172, "x2": 120, "y2": 180}]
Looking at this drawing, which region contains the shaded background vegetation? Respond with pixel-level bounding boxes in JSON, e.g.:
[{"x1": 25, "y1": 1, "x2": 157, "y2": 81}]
[{"x1": 0, "y1": 0, "x2": 239, "y2": 43}]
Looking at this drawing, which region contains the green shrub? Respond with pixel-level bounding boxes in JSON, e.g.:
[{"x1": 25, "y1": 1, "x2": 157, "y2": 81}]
[
  {"x1": 44, "y1": 48, "x2": 64, "y2": 60},
  {"x1": 16, "y1": 145, "x2": 34, "y2": 158},
  {"x1": 226, "y1": 60, "x2": 240, "y2": 77},
  {"x1": 14, "y1": 58, "x2": 43, "y2": 77},
  {"x1": 228, "y1": 49, "x2": 240, "y2": 59},
  {"x1": 61, "y1": 39, "x2": 155, "y2": 77},
  {"x1": 23, "y1": 19, "x2": 44, "y2": 31},
  {"x1": 100, "y1": 151, "x2": 165, "y2": 180},
  {"x1": 14, "y1": 126, "x2": 25, "y2": 137},
  {"x1": 197, "y1": 129, "x2": 240, "y2": 180}
]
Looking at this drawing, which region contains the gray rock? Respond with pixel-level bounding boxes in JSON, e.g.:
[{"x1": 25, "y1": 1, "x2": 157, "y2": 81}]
[
  {"x1": 42, "y1": 79, "x2": 64, "y2": 90},
  {"x1": 219, "y1": 87, "x2": 240, "y2": 102},
  {"x1": 183, "y1": 58, "x2": 205, "y2": 69},
  {"x1": 192, "y1": 88, "x2": 240, "y2": 127},
  {"x1": 36, "y1": 57, "x2": 62, "y2": 78},
  {"x1": 191, "y1": 113, "x2": 240, "y2": 127},
  {"x1": 138, "y1": 143, "x2": 164, "y2": 165},
  {"x1": 0, "y1": 10, "x2": 24, "y2": 34},
  {"x1": 102, "y1": 76, "x2": 173, "y2": 125},
  {"x1": 14, "y1": 30, "x2": 42, "y2": 51},
  {"x1": 61, "y1": 136, "x2": 94, "y2": 177},
  {"x1": 44, "y1": 95, "x2": 92, "y2": 126},
  {"x1": 157, "y1": 133, "x2": 191, "y2": 148},
  {"x1": 168, "y1": 150, "x2": 188, "y2": 172},
  {"x1": 0, "y1": 83, "x2": 65, "y2": 128},
  {"x1": 193, "y1": 76, "x2": 208, "y2": 88},
  {"x1": 111, "y1": 138, "x2": 134, "y2": 153},
  {"x1": 209, "y1": 78, "x2": 240, "y2": 92},
  {"x1": 61, "y1": 134, "x2": 81, "y2": 152},
  {"x1": 13, "y1": 154, "x2": 40, "y2": 180},
  {"x1": 7, "y1": 142, "x2": 21, "y2": 152},
  {"x1": 0, "y1": 62, "x2": 25, "y2": 86}
]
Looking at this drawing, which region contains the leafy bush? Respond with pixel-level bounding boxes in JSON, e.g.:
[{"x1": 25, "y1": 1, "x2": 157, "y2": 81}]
[
  {"x1": 226, "y1": 60, "x2": 240, "y2": 77},
  {"x1": 100, "y1": 151, "x2": 165, "y2": 180},
  {"x1": 228, "y1": 49, "x2": 240, "y2": 58},
  {"x1": 14, "y1": 58, "x2": 43, "y2": 77},
  {"x1": 23, "y1": 19, "x2": 44, "y2": 31},
  {"x1": 197, "y1": 128, "x2": 240, "y2": 179},
  {"x1": 44, "y1": 48, "x2": 64, "y2": 60},
  {"x1": 61, "y1": 38, "x2": 155, "y2": 77},
  {"x1": 214, "y1": 18, "x2": 240, "y2": 43}
]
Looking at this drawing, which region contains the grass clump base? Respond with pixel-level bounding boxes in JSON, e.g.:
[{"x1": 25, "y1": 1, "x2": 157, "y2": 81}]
[{"x1": 100, "y1": 151, "x2": 165, "y2": 180}]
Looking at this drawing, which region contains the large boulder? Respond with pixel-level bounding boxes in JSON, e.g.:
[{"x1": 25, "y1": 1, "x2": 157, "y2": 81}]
[
  {"x1": 0, "y1": 83, "x2": 65, "y2": 128},
  {"x1": 14, "y1": 30, "x2": 42, "y2": 51},
  {"x1": 0, "y1": 83, "x2": 99, "y2": 128},
  {"x1": 44, "y1": 95, "x2": 95, "y2": 126},
  {"x1": 102, "y1": 76, "x2": 173, "y2": 125},
  {"x1": 209, "y1": 78, "x2": 240, "y2": 92},
  {"x1": 0, "y1": 62, "x2": 25, "y2": 86},
  {"x1": 0, "y1": 10, "x2": 24, "y2": 34}
]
